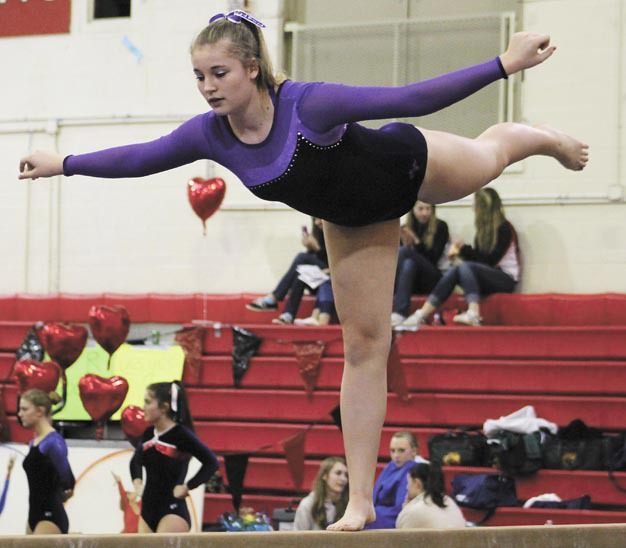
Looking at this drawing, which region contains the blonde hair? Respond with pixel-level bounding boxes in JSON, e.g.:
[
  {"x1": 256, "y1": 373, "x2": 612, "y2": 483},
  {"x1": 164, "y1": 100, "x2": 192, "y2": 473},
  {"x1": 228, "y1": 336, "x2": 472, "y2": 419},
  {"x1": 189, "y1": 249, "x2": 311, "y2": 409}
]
[
  {"x1": 192, "y1": 17, "x2": 283, "y2": 91},
  {"x1": 310, "y1": 457, "x2": 348, "y2": 529},
  {"x1": 392, "y1": 431, "x2": 418, "y2": 450},
  {"x1": 21, "y1": 389, "x2": 61, "y2": 416},
  {"x1": 474, "y1": 188, "x2": 507, "y2": 254}
]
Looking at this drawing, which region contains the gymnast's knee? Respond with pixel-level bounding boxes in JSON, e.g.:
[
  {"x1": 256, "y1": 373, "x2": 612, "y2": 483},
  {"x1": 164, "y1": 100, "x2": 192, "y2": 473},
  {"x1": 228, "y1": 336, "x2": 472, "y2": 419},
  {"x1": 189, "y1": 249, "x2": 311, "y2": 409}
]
[{"x1": 342, "y1": 324, "x2": 391, "y2": 365}]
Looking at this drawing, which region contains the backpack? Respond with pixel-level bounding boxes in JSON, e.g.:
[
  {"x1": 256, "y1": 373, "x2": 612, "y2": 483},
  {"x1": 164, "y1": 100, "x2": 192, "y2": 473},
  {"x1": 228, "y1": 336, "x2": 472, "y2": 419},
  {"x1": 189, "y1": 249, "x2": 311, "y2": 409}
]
[
  {"x1": 451, "y1": 473, "x2": 517, "y2": 524},
  {"x1": 487, "y1": 430, "x2": 543, "y2": 476},
  {"x1": 451, "y1": 473, "x2": 518, "y2": 510}
]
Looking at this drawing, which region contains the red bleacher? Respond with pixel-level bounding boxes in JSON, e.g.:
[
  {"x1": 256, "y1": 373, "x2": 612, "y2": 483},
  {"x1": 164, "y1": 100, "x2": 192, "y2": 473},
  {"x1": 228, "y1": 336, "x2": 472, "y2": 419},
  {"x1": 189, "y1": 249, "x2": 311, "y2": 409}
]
[{"x1": 1, "y1": 292, "x2": 625, "y2": 528}]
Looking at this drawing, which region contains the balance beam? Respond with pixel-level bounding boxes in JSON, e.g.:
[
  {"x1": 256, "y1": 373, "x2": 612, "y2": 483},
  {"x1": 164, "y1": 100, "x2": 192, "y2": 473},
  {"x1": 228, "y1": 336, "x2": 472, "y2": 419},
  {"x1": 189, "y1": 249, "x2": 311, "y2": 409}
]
[{"x1": 1, "y1": 523, "x2": 626, "y2": 548}]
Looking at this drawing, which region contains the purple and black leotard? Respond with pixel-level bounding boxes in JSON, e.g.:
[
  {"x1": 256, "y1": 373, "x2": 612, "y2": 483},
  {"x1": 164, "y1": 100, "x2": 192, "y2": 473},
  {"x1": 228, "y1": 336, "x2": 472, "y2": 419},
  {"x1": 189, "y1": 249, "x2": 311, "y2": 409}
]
[
  {"x1": 22, "y1": 431, "x2": 75, "y2": 534},
  {"x1": 63, "y1": 58, "x2": 507, "y2": 226}
]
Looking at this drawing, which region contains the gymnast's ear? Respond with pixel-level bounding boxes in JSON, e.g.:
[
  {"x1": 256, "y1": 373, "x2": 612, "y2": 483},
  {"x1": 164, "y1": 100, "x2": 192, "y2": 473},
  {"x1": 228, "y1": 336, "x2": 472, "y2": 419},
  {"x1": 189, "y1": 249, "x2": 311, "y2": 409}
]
[{"x1": 247, "y1": 58, "x2": 260, "y2": 80}]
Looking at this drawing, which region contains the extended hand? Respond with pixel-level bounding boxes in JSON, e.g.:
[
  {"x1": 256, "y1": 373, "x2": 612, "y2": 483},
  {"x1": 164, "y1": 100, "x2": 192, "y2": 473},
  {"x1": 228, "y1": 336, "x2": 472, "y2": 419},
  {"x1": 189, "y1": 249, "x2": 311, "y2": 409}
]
[
  {"x1": 499, "y1": 32, "x2": 556, "y2": 75},
  {"x1": 19, "y1": 150, "x2": 65, "y2": 180}
]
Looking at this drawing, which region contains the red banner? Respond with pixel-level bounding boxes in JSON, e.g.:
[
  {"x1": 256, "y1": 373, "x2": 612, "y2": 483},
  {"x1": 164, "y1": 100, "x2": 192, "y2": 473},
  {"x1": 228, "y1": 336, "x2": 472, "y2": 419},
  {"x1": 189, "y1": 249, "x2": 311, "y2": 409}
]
[{"x1": 0, "y1": 0, "x2": 71, "y2": 37}]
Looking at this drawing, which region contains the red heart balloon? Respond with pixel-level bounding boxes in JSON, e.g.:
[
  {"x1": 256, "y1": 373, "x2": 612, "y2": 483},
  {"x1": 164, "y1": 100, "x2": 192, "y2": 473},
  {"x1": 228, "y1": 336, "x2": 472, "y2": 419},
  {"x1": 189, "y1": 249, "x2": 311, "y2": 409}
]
[
  {"x1": 12, "y1": 359, "x2": 61, "y2": 394},
  {"x1": 88, "y1": 305, "x2": 130, "y2": 357},
  {"x1": 78, "y1": 374, "x2": 129, "y2": 423},
  {"x1": 121, "y1": 405, "x2": 148, "y2": 445},
  {"x1": 187, "y1": 177, "x2": 226, "y2": 234},
  {"x1": 39, "y1": 323, "x2": 88, "y2": 370}
]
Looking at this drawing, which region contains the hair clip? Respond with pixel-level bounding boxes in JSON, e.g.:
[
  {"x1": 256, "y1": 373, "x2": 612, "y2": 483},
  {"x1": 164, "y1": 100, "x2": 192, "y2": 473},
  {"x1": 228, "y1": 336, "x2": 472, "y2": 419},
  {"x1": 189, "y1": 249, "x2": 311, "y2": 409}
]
[
  {"x1": 170, "y1": 382, "x2": 179, "y2": 413},
  {"x1": 209, "y1": 9, "x2": 266, "y2": 29}
]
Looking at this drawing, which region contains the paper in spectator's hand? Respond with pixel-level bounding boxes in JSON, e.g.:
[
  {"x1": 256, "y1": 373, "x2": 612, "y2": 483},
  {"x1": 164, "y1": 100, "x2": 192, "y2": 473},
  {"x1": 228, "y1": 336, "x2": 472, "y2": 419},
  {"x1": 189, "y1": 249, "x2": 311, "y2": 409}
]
[{"x1": 296, "y1": 265, "x2": 330, "y2": 290}]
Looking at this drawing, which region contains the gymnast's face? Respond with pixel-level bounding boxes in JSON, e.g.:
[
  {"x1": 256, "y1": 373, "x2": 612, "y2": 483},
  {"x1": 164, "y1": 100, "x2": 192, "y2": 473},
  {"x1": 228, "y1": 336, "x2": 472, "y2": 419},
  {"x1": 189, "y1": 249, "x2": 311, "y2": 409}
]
[
  {"x1": 389, "y1": 436, "x2": 417, "y2": 466},
  {"x1": 143, "y1": 390, "x2": 167, "y2": 424},
  {"x1": 18, "y1": 398, "x2": 45, "y2": 429},
  {"x1": 412, "y1": 201, "x2": 433, "y2": 224},
  {"x1": 191, "y1": 40, "x2": 260, "y2": 117}
]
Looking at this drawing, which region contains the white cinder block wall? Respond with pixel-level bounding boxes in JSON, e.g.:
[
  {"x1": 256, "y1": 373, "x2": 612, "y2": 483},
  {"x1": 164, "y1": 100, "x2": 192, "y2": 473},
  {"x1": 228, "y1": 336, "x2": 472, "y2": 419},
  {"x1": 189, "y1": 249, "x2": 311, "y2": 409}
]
[{"x1": 0, "y1": 0, "x2": 624, "y2": 295}]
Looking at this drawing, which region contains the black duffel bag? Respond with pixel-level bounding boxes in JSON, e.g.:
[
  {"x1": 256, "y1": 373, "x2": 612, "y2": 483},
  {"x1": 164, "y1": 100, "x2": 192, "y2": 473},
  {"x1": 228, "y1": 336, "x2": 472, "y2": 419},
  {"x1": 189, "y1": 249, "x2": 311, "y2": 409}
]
[
  {"x1": 542, "y1": 419, "x2": 615, "y2": 471},
  {"x1": 488, "y1": 430, "x2": 543, "y2": 476},
  {"x1": 428, "y1": 429, "x2": 488, "y2": 467}
]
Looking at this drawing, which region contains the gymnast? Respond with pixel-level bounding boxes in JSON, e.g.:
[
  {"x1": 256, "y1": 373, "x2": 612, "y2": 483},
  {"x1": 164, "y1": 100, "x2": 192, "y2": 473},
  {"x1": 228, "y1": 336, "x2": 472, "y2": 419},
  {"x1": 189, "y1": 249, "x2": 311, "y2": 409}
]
[
  {"x1": 130, "y1": 381, "x2": 218, "y2": 533},
  {"x1": 18, "y1": 389, "x2": 75, "y2": 535},
  {"x1": 19, "y1": 9, "x2": 588, "y2": 530}
]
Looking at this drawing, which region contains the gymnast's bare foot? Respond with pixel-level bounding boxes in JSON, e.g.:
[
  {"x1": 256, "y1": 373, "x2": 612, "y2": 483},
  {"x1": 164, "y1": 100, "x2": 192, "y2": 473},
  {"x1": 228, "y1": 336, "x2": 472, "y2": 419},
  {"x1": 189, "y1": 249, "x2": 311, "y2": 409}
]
[
  {"x1": 537, "y1": 124, "x2": 589, "y2": 171},
  {"x1": 327, "y1": 496, "x2": 375, "y2": 531}
]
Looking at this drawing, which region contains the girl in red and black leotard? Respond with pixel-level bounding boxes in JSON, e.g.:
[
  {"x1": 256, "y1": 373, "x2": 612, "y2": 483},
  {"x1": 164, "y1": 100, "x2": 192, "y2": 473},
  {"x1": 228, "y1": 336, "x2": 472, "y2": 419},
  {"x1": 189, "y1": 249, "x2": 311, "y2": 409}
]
[
  {"x1": 18, "y1": 389, "x2": 75, "y2": 535},
  {"x1": 130, "y1": 381, "x2": 218, "y2": 533}
]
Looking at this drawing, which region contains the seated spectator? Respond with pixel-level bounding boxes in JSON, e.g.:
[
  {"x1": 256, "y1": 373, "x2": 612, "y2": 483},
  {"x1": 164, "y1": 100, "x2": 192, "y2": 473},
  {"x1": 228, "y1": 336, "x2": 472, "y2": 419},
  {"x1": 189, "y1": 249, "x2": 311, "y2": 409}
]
[
  {"x1": 396, "y1": 463, "x2": 466, "y2": 529},
  {"x1": 293, "y1": 457, "x2": 348, "y2": 530},
  {"x1": 294, "y1": 280, "x2": 334, "y2": 326},
  {"x1": 247, "y1": 218, "x2": 329, "y2": 325},
  {"x1": 398, "y1": 187, "x2": 519, "y2": 329},
  {"x1": 365, "y1": 431, "x2": 419, "y2": 529},
  {"x1": 391, "y1": 201, "x2": 449, "y2": 327}
]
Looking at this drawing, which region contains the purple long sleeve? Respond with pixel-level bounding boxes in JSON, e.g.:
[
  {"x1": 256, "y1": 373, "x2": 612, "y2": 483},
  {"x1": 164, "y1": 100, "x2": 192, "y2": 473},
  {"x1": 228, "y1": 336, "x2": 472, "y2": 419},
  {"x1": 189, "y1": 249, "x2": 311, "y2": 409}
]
[
  {"x1": 62, "y1": 57, "x2": 506, "y2": 184},
  {"x1": 298, "y1": 57, "x2": 507, "y2": 133},
  {"x1": 0, "y1": 477, "x2": 9, "y2": 514},
  {"x1": 38, "y1": 432, "x2": 75, "y2": 491},
  {"x1": 63, "y1": 114, "x2": 210, "y2": 178}
]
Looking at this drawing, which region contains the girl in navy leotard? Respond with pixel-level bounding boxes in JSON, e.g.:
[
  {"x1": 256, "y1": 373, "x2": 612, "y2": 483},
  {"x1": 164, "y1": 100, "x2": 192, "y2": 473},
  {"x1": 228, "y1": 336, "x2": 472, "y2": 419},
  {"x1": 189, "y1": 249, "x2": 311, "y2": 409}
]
[
  {"x1": 18, "y1": 389, "x2": 75, "y2": 535},
  {"x1": 130, "y1": 381, "x2": 218, "y2": 533},
  {"x1": 19, "y1": 10, "x2": 589, "y2": 531}
]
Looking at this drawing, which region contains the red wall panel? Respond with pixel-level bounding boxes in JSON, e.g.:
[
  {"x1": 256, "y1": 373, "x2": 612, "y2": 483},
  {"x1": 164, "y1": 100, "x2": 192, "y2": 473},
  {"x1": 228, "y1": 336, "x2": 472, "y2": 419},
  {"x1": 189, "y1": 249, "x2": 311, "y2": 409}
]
[{"x1": 0, "y1": 0, "x2": 70, "y2": 38}]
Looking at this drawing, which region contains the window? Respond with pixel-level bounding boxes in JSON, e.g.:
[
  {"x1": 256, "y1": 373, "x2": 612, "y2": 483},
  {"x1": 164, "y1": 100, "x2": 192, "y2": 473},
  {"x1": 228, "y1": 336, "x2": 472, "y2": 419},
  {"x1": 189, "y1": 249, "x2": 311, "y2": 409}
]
[
  {"x1": 285, "y1": 13, "x2": 515, "y2": 138},
  {"x1": 93, "y1": 0, "x2": 131, "y2": 19}
]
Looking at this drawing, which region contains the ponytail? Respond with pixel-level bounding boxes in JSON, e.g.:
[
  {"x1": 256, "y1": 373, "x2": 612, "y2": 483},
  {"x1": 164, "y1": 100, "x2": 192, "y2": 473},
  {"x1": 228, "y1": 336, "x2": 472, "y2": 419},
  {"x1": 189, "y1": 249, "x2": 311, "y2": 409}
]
[
  {"x1": 21, "y1": 389, "x2": 61, "y2": 417},
  {"x1": 147, "y1": 381, "x2": 194, "y2": 431},
  {"x1": 409, "y1": 462, "x2": 447, "y2": 508}
]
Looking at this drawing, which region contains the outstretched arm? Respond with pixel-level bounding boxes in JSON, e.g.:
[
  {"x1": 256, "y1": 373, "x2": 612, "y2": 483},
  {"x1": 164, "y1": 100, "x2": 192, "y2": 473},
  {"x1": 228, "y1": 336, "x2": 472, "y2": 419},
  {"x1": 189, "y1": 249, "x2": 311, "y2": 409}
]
[
  {"x1": 19, "y1": 114, "x2": 211, "y2": 180},
  {"x1": 299, "y1": 32, "x2": 555, "y2": 133}
]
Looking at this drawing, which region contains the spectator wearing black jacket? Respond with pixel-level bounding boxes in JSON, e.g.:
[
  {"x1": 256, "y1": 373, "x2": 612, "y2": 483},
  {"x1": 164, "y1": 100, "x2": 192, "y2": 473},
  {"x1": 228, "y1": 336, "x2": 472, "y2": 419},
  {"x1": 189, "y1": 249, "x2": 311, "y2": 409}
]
[
  {"x1": 398, "y1": 188, "x2": 519, "y2": 328},
  {"x1": 391, "y1": 201, "x2": 449, "y2": 327}
]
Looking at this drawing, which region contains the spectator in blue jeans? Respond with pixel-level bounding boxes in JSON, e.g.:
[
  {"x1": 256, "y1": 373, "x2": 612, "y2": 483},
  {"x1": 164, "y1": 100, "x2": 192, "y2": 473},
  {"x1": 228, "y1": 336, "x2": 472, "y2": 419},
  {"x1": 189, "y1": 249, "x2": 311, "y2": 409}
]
[
  {"x1": 247, "y1": 218, "x2": 328, "y2": 324},
  {"x1": 294, "y1": 279, "x2": 335, "y2": 326},
  {"x1": 391, "y1": 201, "x2": 449, "y2": 327},
  {"x1": 398, "y1": 188, "x2": 519, "y2": 329}
]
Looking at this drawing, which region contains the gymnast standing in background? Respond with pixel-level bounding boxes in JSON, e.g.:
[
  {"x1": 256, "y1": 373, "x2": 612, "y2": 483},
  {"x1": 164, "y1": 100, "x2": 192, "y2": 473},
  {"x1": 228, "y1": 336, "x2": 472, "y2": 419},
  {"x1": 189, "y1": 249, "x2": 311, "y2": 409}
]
[
  {"x1": 130, "y1": 381, "x2": 218, "y2": 533},
  {"x1": 18, "y1": 389, "x2": 75, "y2": 535}
]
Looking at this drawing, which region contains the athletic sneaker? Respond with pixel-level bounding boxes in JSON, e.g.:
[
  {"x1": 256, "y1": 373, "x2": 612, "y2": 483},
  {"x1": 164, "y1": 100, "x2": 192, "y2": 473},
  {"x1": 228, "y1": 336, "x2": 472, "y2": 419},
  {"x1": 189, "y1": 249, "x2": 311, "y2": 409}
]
[
  {"x1": 271, "y1": 312, "x2": 293, "y2": 325},
  {"x1": 453, "y1": 310, "x2": 482, "y2": 326},
  {"x1": 294, "y1": 316, "x2": 320, "y2": 326},
  {"x1": 246, "y1": 296, "x2": 278, "y2": 311},
  {"x1": 390, "y1": 312, "x2": 406, "y2": 327},
  {"x1": 395, "y1": 310, "x2": 425, "y2": 331}
]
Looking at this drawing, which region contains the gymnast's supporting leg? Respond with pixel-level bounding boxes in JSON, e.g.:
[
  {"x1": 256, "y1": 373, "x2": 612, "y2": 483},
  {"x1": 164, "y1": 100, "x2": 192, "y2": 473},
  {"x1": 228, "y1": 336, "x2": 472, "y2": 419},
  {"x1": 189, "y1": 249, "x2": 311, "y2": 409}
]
[
  {"x1": 418, "y1": 123, "x2": 589, "y2": 204},
  {"x1": 137, "y1": 518, "x2": 152, "y2": 534},
  {"x1": 156, "y1": 514, "x2": 190, "y2": 533},
  {"x1": 323, "y1": 219, "x2": 400, "y2": 531},
  {"x1": 31, "y1": 521, "x2": 61, "y2": 535}
]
